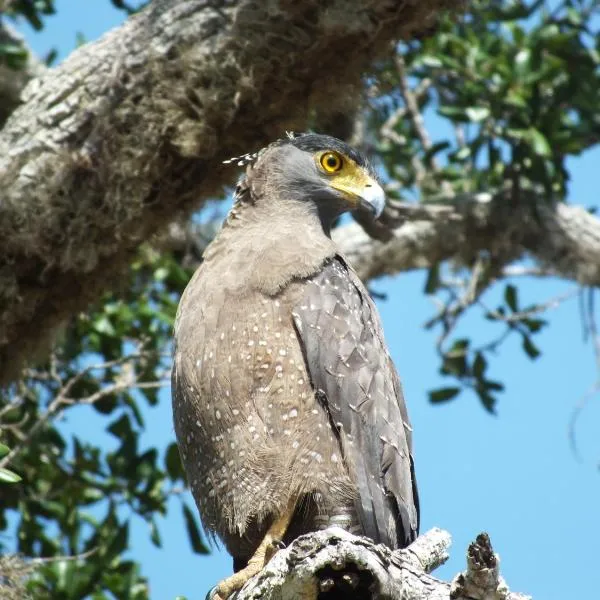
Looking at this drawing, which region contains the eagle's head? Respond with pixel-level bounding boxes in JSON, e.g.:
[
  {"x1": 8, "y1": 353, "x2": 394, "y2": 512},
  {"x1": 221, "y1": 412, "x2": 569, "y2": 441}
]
[{"x1": 226, "y1": 133, "x2": 385, "y2": 225}]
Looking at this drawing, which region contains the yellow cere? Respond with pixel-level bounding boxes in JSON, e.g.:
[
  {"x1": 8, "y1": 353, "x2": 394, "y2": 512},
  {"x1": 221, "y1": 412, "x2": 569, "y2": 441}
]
[{"x1": 316, "y1": 150, "x2": 376, "y2": 205}]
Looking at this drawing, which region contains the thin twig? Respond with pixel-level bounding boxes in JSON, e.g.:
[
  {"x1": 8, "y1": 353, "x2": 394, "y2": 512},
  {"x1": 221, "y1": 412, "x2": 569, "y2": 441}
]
[
  {"x1": 568, "y1": 379, "x2": 600, "y2": 462},
  {"x1": 395, "y1": 55, "x2": 434, "y2": 152},
  {"x1": 569, "y1": 288, "x2": 600, "y2": 460},
  {"x1": 395, "y1": 54, "x2": 454, "y2": 196},
  {"x1": 0, "y1": 352, "x2": 170, "y2": 470},
  {"x1": 588, "y1": 290, "x2": 600, "y2": 370},
  {"x1": 30, "y1": 547, "x2": 99, "y2": 565},
  {"x1": 483, "y1": 288, "x2": 579, "y2": 324},
  {"x1": 502, "y1": 265, "x2": 555, "y2": 278},
  {"x1": 425, "y1": 259, "x2": 494, "y2": 346},
  {"x1": 380, "y1": 106, "x2": 408, "y2": 146}
]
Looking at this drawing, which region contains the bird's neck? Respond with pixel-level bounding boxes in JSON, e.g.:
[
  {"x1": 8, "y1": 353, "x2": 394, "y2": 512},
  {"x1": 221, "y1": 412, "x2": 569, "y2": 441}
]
[{"x1": 203, "y1": 196, "x2": 337, "y2": 295}]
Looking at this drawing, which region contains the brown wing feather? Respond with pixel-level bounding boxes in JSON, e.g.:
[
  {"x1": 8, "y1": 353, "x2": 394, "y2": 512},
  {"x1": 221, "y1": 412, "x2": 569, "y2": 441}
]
[{"x1": 292, "y1": 256, "x2": 419, "y2": 548}]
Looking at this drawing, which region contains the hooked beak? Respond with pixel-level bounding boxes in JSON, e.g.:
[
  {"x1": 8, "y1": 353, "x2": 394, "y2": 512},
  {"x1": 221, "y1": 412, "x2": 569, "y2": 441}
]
[
  {"x1": 329, "y1": 174, "x2": 386, "y2": 220},
  {"x1": 358, "y1": 180, "x2": 386, "y2": 219}
]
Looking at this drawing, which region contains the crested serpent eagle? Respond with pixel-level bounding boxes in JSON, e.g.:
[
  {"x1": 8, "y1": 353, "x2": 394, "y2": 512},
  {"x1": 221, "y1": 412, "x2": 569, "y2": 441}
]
[{"x1": 172, "y1": 133, "x2": 419, "y2": 599}]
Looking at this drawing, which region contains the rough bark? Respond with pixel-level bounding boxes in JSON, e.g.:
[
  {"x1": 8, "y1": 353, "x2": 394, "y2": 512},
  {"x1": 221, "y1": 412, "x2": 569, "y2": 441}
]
[
  {"x1": 334, "y1": 192, "x2": 600, "y2": 286},
  {"x1": 0, "y1": 0, "x2": 461, "y2": 384},
  {"x1": 232, "y1": 527, "x2": 531, "y2": 600}
]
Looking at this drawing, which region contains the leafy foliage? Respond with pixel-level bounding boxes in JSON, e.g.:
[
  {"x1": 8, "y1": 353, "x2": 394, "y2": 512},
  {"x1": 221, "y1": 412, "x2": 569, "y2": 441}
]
[
  {"x1": 0, "y1": 443, "x2": 21, "y2": 483},
  {"x1": 109, "y1": 0, "x2": 148, "y2": 15},
  {"x1": 0, "y1": 249, "x2": 208, "y2": 598},
  {"x1": 369, "y1": 0, "x2": 597, "y2": 410},
  {"x1": 372, "y1": 0, "x2": 599, "y2": 200},
  {"x1": 3, "y1": 1, "x2": 56, "y2": 32}
]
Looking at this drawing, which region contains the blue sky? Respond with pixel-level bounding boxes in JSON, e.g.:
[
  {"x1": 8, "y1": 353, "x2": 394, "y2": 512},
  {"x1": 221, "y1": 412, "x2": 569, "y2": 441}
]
[{"x1": 15, "y1": 3, "x2": 600, "y2": 599}]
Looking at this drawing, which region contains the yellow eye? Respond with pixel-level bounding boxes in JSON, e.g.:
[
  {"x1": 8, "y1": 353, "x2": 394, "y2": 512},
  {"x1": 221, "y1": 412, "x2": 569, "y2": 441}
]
[{"x1": 320, "y1": 151, "x2": 343, "y2": 173}]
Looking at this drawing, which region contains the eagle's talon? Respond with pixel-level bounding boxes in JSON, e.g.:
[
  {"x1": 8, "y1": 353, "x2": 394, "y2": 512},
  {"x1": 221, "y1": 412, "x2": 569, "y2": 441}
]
[
  {"x1": 265, "y1": 537, "x2": 287, "y2": 563},
  {"x1": 205, "y1": 585, "x2": 222, "y2": 600},
  {"x1": 273, "y1": 539, "x2": 286, "y2": 550}
]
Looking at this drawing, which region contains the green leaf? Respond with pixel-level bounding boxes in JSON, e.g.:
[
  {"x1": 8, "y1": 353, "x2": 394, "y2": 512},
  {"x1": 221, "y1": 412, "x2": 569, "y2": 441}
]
[
  {"x1": 108, "y1": 414, "x2": 134, "y2": 441},
  {"x1": 0, "y1": 443, "x2": 10, "y2": 458},
  {"x1": 504, "y1": 91, "x2": 528, "y2": 109},
  {"x1": 424, "y1": 264, "x2": 440, "y2": 295},
  {"x1": 126, "y1": 396, "x2": 146, "y2": 428},
  {"x1": 485, "y1": 380, "x2": 505, "y2": 392},
  {"x1": 0, "y1": 467, "x2": 22, "y2": 483},
  {"x1": 44, "y1": 47, "x2": 58, "y2": 66},
  {"x1": 465, "y1": 106, "x2": 490, "y2": 122},
  {"x1": 522, "y1": 317, "x2": 546, "y2": 333},
  {"x1": 454, "y1": 146, "x2": 471, "y2": 161},
  {"x1": 514, "y1": 48, "x2": 530, "y2": 74},
  {"x1": 154, "y1": 267, "x2": 169, "y2": 281},
  {"x1": 82, "y1": 488, "x2": 104, "y2": 504},
  {"x1": 537, "y1": 23, "x2": 560, "y2": 41},
  {"x1": 423, "y1": 141, "x2": 450, "y2": 163},
  {"x1": 419, "y1": 55, "x2": 443, "y2": 68},
  {"x1": 182, "y1": 503, "x2": 209, "y2": 554},
  {"x1": 75, "y1": 32, "x2": 87, "y2": 48},
  {"x1": 149, "y1": 519, "x2": 162, "y2": 548},
  {"x1": 528, "y1": 128, "x2": 551, "y2": 157},
  {"x1": 165, "y1": 443, "x2": 184, "y2": 481},
  {"x1": 447, "y1": 338, "x2": 470, "y2": 356},
  {"x1": 522, "y1": 335, "x2": 541, "y2": 359},
  {"x1": 0, "y1": 42, "x2": 28, "y2": 70},
  {"x1": 565, "y1": 7, "x2": 582, "y2": 26},
  {"x1": 439, "y1": 165, "x2": 465, "y2": 181},
  {"x1": 476, "y1": 387, "x2": 497, "y2": 414},
  {"x1": 55, "y1": 559, "x2": 76, "y2": 593},
  {"x1": 473, "y1": 352, "x2": 487, "y2": 378},
  {"x1": 504, "y1": 284, "x2": 518, "y2": 312},
  {"x1": 107, "y1": 523, "x2": 129, "y2": 558},
  {"x1": 93, "y1": 314, "x2": 116, "y2": 337},
  {"x1": 438, "y1": 106, "x2": 469, "y2": 122},
  {"x1": 429, "y1": 387, "x2": 461, "y2": 404}
]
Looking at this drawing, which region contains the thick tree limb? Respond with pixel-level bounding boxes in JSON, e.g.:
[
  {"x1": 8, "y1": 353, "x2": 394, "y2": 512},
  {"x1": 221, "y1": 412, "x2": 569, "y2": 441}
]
[
  {"x1": 231, "y1": 527, "x2": 530, "y2": 600},
  {"x1": 0, "y1": 0, "x2": 461, "y2": 384},
  {"x1": 334, "y1": 192, "x2": 600, "y2": 286}
]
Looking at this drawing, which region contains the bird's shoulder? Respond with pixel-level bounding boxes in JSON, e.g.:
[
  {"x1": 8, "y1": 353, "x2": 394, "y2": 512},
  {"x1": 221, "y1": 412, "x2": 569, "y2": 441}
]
[{"x1": 293, "y1": 254, "x2": 384, "y2": 342}]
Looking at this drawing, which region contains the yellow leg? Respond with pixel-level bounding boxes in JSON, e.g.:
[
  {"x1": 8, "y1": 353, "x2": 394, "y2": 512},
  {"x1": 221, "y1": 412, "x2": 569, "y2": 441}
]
[{"x1": 213, "y1": 503, "x2": 295, "y2": 600}]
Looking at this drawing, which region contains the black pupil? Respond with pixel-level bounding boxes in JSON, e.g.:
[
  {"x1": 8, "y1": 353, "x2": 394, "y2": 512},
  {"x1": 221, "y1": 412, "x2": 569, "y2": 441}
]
[{"x1": 326, "y1": 155, "x2": 338, "y2": 168}]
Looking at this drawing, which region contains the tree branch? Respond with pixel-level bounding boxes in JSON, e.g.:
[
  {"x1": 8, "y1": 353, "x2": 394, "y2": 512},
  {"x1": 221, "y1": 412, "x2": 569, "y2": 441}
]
[
  {"x1": 231, "y1": 527, "x2": 530, "y2": 600},
  {"x1": 334, "y1": 192, "x2": 600, "y2": 286},
  {"x1": 0, "y1": 348, "x2": 170, "y2": 470},
  {"x1": 0, "y1": 0, "x2": 462, "y2": 385}
]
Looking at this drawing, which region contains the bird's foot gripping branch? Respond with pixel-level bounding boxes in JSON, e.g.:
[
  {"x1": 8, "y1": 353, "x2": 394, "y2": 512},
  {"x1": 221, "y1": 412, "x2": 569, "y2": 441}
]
[{"x1": 227, "y1": 527, "x2": 531, "y2": 600}]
